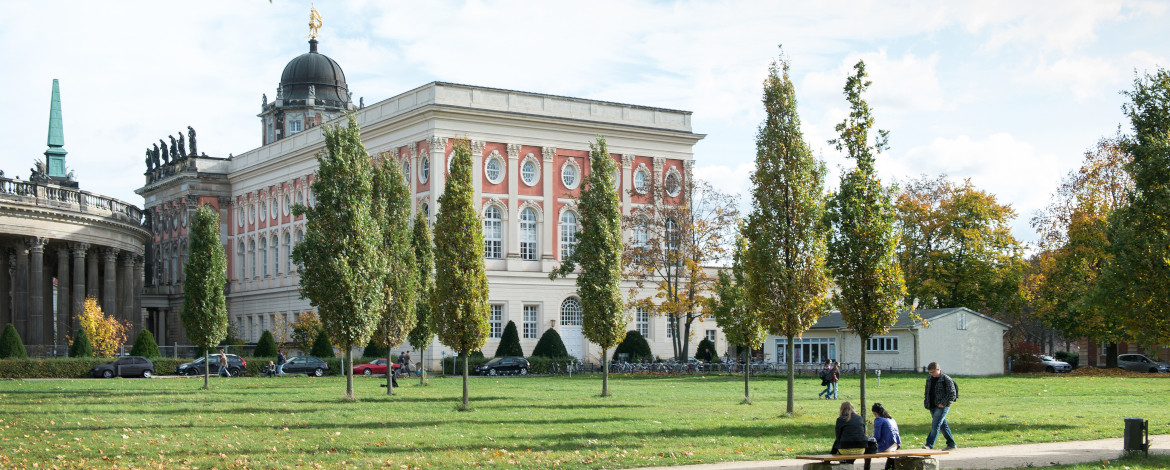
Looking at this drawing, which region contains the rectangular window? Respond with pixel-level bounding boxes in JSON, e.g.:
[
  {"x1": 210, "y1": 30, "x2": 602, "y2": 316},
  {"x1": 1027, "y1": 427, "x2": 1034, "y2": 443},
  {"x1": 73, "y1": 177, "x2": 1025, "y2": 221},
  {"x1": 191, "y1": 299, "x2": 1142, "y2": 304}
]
[
  {"x1": 867, "y1": 336, "x2": 899, "y2": 352},
  {"x1": 957, "y1": 312, "x2": 968, "y2": 330},
  {"x1": 666, "y1": 318, "x2": 674, "y2": 339},
  {"x1": 490, "y1": 304, "x2": 503, "y2": 339},
  {"x1": 289, "y1": 120, "x2": 303, "y2": 134},
  {"x1": 706, "y1": 329, "x2": 717, "y2": 344},
  {"x1": 636, "y1": 307, "x2": 649, "y2": 337},
  {"x1": 523, "y1": 305, "x2": 538, "y2": 339},
  {"x1": 775, "y1": 337, "x2": 836, "y2": 364}
]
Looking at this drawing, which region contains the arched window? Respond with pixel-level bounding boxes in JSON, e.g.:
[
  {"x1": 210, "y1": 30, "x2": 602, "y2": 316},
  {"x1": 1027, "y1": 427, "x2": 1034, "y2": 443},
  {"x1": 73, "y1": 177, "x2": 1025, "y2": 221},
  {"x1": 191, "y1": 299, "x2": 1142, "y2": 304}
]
[
  {"x1": 484, "y1": 205, "x2": 503, "y2": 259},
  {"x1": 634, "y1": 168, "x2": 649, "y2": 193},
  {"x1": 283, "y1": 232, "x2": 292, "y2": 274},
  {"x1": 632, "y1": 216, "x2": 649, "y2": 264},
  {"x1": 560, "y1": 297, "x2": 582, "y2": 326},
  {"x1": 237, "y1": 241, "x2": 246, "y2": 280},
  {"x1": 249, "y1": 240, "x2": 257, "y2": 278},
  {"x1": 162, "y1": 246, "x2": 170, "y2": 285},
  {"x1": 665, "y1": 218, "x2": 680, "y2": 265},
  {"x1": 170, "y1": 247, "x2": 178, "y2": 284},
  {"x1": 560, "y1": 210, "x2": 578, "y2": 260},
  {"x1": 295, "y1": 229, "x2": 304, "y2": 271},
  {"x1": 271, "y1": 234, "x2": 280, "y2": 275},
  {"x1": 402, "y1": 158, "x2": 411, "y2": 185},
  {"x1": 520, "y1": 208, "x2": 537, "y2": 261},
  {"x1": 420, "y1": 156, "x2": 430, "y2": 183},
  {"x1": 260, "y1": 238, "x2": 268, "y2": 277}
]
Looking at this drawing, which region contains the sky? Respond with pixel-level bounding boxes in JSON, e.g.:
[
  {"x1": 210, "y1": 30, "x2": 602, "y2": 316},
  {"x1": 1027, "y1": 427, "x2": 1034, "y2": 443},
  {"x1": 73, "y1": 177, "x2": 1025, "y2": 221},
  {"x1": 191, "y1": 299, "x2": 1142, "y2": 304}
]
[{"x1": 3, "y1": 0, "x2": 1167, "y2": 248}]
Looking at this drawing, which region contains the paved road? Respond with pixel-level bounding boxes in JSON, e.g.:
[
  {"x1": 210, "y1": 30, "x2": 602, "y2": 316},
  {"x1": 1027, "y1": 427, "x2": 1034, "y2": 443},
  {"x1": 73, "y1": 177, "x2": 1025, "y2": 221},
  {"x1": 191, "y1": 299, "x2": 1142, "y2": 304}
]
[{"x1": 640, "y1": 435, "x2": 1169, "y2": 469}]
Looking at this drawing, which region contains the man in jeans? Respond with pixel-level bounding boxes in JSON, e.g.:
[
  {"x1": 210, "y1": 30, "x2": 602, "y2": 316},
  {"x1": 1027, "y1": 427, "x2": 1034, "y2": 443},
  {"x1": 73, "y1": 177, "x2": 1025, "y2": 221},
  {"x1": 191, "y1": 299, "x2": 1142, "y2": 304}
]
[{"x1": 923, "y1": 361, "x2": 957, "y2": 450}]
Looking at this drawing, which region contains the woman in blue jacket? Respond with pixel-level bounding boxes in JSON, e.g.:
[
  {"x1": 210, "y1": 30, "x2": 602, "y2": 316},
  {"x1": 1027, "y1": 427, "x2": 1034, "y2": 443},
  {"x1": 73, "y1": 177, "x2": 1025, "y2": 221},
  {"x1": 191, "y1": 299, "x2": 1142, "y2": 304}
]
[{"x1": 872, "y1": 402, "x2": 902, "y2": 469}]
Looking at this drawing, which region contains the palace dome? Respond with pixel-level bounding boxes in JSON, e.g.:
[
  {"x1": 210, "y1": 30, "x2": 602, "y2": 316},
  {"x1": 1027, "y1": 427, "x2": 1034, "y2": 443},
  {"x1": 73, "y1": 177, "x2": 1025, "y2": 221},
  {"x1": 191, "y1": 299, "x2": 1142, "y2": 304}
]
[{"x1": 279, "y1": 39, "x2": 349, "y2": 106}]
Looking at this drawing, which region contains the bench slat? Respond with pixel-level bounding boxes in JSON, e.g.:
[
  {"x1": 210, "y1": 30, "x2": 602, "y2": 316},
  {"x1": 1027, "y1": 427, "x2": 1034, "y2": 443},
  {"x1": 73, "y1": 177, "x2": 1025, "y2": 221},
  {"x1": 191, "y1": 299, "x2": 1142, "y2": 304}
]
[{"x1": 796, "y1": 450, "x2": 948, "y2": 461}]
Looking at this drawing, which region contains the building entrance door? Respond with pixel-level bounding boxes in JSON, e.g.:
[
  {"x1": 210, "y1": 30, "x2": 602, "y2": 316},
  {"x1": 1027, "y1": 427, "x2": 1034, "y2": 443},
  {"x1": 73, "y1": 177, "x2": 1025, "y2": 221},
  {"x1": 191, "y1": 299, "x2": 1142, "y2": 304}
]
[{"x1": 561, "y1": 325, "x2": 583, "y2": 361}]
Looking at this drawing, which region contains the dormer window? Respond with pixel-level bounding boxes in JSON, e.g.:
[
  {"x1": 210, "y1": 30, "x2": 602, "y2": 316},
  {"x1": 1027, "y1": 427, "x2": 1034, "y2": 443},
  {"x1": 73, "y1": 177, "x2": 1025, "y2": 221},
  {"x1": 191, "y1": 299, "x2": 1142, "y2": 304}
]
[{"x1": 288, "y1": 120, "x2": 303, "y2": 135}]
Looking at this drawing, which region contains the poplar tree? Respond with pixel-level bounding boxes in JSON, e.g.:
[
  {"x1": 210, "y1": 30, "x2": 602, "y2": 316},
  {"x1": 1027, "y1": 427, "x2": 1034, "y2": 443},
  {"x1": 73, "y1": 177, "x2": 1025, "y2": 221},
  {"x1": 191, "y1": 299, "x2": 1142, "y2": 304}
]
[
  {"x1": 181, "y1": 204, "x2": 229, "y2": 390},
  {"x1": 824, "y1": 60, "x2": 907, "y2": 419},
  {"x1": 433, "y1": 141, "x2": 490, "y2": 410},
  {"x1": 1097, "y1": 68, "x2": 1170, "y2": 347},
  {"x1": 709, "y1": 235, "x2": 767, "y2": 404},
  {"x1": 551, "y1": 136, "x2": 626, "y2": 397},
  {"x1": 407, "y1": 212, "x2": 436, "y2": 385},
  {"x1": 292, "y1": 114, "x2": 386, "y2": 401},
  {"x1": 371, "y1": 155, "x2": 419, "y2": 395},
  {"x1": 743, "y1": 50, "x2": 830, "y2": 414}
]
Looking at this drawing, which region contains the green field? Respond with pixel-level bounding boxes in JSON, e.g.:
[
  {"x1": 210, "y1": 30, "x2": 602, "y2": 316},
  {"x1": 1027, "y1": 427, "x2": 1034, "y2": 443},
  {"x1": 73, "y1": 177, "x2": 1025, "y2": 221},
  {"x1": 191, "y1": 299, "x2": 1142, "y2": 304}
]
[{"x1": 0, "y1": 372, "x2": 1166, "y2": 468}]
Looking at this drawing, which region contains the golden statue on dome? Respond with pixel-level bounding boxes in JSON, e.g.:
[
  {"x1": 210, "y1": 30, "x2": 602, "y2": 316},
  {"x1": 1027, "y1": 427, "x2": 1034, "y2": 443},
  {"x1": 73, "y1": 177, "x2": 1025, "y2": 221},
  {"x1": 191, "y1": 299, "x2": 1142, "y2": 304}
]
[{"x1": 308, "y1": 6, "x2": 323, "y2": 39}]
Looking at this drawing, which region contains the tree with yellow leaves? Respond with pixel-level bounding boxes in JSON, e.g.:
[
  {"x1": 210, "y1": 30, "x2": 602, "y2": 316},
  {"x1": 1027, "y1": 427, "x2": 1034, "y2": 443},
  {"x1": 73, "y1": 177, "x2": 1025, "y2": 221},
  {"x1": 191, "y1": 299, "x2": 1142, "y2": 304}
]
[{"x1": 74, "y1": 297, "x2": 129, "y2": 358}]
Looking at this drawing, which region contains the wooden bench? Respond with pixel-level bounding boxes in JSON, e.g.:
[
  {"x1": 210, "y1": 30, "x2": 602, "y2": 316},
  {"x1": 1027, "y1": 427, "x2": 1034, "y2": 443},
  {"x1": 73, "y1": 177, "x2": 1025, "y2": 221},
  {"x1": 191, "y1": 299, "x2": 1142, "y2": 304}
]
[{"x1": 796, "y1": 449, "x2": 948, "y2": 470}]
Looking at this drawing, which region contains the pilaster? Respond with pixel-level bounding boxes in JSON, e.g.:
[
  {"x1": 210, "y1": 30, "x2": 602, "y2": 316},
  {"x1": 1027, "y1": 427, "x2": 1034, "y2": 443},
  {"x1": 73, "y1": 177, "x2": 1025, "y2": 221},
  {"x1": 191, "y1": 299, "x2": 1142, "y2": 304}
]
[
  {"x1": 27, "y1": 237, "x2": 47, "y2": 345},
  {"x1": 621, "y1": 154, "x2": 635, "y2": 216},
  {"x1": 470, "y1": 139, "x2": 485, "y2": 210},
  {"x1": 541, "y1": 147, "x2": 556, "y2": 264},
  {"x1": 506, "y1": 143, "x2": 522, "y2": 263},
  {"x1": 429, "y1": 135, "x2": 446, "y2": 219}
]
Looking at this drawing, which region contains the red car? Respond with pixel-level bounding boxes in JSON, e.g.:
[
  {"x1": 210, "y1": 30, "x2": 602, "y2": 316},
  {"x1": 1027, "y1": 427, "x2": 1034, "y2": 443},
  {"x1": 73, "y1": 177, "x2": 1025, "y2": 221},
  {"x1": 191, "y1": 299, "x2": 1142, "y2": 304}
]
[{"x1": 353, "y1": 358, "x2": 401, "y2": 376}]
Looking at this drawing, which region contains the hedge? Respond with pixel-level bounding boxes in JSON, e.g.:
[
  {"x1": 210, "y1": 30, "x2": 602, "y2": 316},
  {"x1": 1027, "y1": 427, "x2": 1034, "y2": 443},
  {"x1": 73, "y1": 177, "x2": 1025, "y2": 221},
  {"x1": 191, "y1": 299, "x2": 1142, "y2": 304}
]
[{"x1": 0, "y1": 356, "x2": 353, "y2": 379}]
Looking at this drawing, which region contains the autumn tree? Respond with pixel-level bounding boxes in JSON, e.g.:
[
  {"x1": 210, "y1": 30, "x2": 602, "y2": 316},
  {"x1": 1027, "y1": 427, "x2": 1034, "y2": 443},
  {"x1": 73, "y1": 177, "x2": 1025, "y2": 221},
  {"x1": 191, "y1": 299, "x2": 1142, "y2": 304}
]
[
  {"x1": 824, "y1": 60, "x2": 907, "y2": 420},
  {"x1": 371, "y1": 154, "x2": 419, "y2": 395},
  {"x1": 433, "y1": 141, "x2": 490, "y2": 410},
  {"x1": 407, "y1": 212, "x2": 436, "y2": 385},
  {"x1": 743, "y1": 50, "x2": 831, "y2": 414},
  {"x1": 709, "y1": 236, "x2": 767, "y2": 404},
  {"x1": 623, "y1": 177, "x2": 739, "y2": 361},
  {"x1": 290, "y1": 310, "x2": 322, "y2": 352},
  {"x1": 896, "y1": 176, "x2": 1026, "y2": 313},
  {"x1": 1096, "y1": 69, "x2": 1170, "y2": 348},
  {"x1": 76, "y1": 297, "x2": 130, "y2": 358},
  {"x1": 551, "y1": 136, "x2": 626, "y2": 397},
  {"x1": 292, "y1": 114, "x2": 387, "y2": 401},
  {"x1": 181, "y1": 204, "x2": 229, "y2": 390}
]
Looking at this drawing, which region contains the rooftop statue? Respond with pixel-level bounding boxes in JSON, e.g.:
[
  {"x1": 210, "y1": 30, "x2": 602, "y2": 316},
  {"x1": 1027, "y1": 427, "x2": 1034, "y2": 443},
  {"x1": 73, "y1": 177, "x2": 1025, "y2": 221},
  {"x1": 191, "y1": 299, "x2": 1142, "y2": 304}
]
[
  {"x1": 177, "y1": 132, "x2": 187, "y2": 158},
  {"x1": 188, "y1": 126, "x2": 198, "y2": 157},
  {"x1": 159, "y1": 139, "x2": 169, "y2": 165},
  {"x1": 145, "y1": 149, "x2": 153, "y2": 171},
  {"x1": 308, "y1": 6, "x2": 323, "y2": 40}
]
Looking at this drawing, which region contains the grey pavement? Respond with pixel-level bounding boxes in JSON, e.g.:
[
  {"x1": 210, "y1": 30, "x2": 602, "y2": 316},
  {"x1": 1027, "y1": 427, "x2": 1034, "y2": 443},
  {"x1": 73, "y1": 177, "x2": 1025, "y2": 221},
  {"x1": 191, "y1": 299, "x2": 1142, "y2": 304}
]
[{"x1": 640, "y1": 435, "x2": 1169, "y2": 469}]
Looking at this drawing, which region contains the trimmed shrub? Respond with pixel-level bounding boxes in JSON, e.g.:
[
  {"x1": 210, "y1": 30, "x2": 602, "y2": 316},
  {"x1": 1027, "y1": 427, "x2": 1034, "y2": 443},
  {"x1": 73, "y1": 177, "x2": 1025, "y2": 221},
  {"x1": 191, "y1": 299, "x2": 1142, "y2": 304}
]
[
  {"x1": 310, "y1": 329, "x2": 335, "y2": 358},
  {"x1": 254, "y1": 330, "x2": 278, "y2": 358},
  {"x1": 494, "y1": 321, "x2": 524, "y2": 357},
  {"x1": 129, "y1": 330, "x2": 161, "y2": 358},
  {"x1": 1054, "y1": 350, "x2": 1080, "y2": 369},
  {"x1": 468, "y1": 350, "x2": 484, "y2": 359},
  {"x1": 524, "y1": 355, "x2": 578, "y2": 374},
  {"x1": 695, "y1": 338, "x2": 717, "y2": 362},
  {"x1": 362, "y1": 338, "x2": 387, "y2": 359},
  {"x1": 0, "y1": 324, "x2": 28, "y2": 359},
  {"x1": 531, "y1": 328, "x2": 569, "y2": 358},
  {"x1": 614, "y1": 330, "x2": 653, "y2": 362},
  {"x1": 69, "y1": 328, "x2": 94, "y2": 358}
]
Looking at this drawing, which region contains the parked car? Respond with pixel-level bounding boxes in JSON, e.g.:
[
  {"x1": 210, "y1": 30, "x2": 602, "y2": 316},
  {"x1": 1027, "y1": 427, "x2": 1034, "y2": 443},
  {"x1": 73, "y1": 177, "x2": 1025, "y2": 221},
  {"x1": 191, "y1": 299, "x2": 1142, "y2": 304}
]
[
  {"x1": 475, "y1": 356, "x2": 530, "y2": 376},
  {"x1": 90, "y1": 356, "x2": 154, "y2": 378},
  {"x1": 1117, "y1": 354, "x2": 1170, "y2": 373},
  {"x1": 284, "y1": 356, "x2": 329, "y2": 376},
  {"x1": 352, "y1": 358, "x2": 401, "y2": 376},
  {"x1": 175, "y1": 354, "x2": 247, "y2": 376},
  {"x1": 1034, "y1": 354, "x2": 1072, "y2": 373}
]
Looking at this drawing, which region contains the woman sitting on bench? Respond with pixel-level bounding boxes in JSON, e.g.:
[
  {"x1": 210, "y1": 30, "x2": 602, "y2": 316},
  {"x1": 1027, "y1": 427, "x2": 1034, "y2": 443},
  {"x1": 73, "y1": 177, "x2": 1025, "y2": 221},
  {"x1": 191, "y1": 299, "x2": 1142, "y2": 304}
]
[{"x1": 831, "y1": 401, "x2": 869, "y2": 460}]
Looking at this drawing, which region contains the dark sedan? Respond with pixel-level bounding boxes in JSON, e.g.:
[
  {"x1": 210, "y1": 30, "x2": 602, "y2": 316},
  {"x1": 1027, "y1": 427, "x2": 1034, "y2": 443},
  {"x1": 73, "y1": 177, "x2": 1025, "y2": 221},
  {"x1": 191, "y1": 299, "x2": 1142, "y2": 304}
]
[
  {"x1": 90, "y1": 356, "x2": 154, "y2": 378},
  {"x1": 283, "y1": 356, "x2": 329, "y2": 376},
  {"x1": 475, "y1": 356, "x2": 530, "y2": 376}
]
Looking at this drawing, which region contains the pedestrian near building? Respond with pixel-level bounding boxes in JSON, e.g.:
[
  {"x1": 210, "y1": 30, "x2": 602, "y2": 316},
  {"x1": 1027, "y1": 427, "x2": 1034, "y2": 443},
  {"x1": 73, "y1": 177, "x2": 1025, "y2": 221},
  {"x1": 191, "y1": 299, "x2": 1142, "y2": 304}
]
[
  {"x1": 218, "y1": 348, "x2": 231, "y2": 378},
  {"x1": 276, "y1": 349, "x2": 286, "y2": 375},
  {"x1": 818, "y1": 359, "x2": 833, "y2": 399},
  {"x1": 923, "y1": 361, "x2": 958, "y2": 450},
  {"x1": 829, "y1": 360, "x2": 840, "y2": 399}
]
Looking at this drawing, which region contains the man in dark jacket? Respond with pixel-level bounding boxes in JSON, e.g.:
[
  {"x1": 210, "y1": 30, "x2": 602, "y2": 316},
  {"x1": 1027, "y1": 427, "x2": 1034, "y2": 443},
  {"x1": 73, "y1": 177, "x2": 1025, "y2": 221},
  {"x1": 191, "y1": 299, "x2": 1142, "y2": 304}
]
[{"x1": 923, "y1": 361, "x2": 957, "y2": 450}]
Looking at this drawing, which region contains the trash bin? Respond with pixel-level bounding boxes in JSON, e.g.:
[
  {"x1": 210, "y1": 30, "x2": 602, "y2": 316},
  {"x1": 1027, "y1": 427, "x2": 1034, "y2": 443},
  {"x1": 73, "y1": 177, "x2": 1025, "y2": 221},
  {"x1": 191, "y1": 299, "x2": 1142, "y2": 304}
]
[{"x1": 1123, "y1": 418, "x2": 1148, "y2": 456}]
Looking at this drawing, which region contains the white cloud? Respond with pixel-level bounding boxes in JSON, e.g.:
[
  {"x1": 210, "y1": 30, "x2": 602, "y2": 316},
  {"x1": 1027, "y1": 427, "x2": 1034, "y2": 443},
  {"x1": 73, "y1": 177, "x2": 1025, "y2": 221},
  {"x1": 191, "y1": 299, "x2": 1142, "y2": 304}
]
[
  {"x1": 953, "y1": 0, "x2": 1124, "y2": 55},
  {"x1": 1025, "y1": 56, "x2": 1124, "y2": 101},
  {"x1": 802, "y1": 50, "x2": 948, "y2": 114}
]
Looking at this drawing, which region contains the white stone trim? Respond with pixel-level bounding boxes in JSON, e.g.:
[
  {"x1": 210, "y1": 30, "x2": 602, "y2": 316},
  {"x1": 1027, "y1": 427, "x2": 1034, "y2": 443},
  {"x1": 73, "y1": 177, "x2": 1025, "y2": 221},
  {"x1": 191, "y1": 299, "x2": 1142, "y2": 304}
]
[
  {"x1": 561, "y1": 158, "x2": 581, "y2": 190},
  {"x1": 520, "y1": 153, "x2": 540, "y2": 187},
  {"x1": 484, "y1": 150, "x2": 506, "y2": 184}
]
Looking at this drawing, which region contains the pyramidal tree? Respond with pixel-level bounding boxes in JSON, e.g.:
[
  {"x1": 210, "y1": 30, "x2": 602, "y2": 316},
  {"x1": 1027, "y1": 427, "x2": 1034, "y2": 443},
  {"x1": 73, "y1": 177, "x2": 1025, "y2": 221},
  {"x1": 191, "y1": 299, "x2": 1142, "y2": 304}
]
[
  {"x1": 371, "y1": 154, "x2": 419, "y2": 395},
  {"x1": 181, "y1": 204, "x2": 229, "y2": 390},
  {"x1": 407, "y1": 211, "x2": 436, "y2": 385},
  {"x1": 709, "y1": 235, "x2": 767, "y2": 404},
  {"x1": 824, "y1": 60, "x2": 907, "y2": 419},
  {"x1": 550, "y1": 136, "x2": 626, "y2": 397},
  {"x1": 433, "y1": 140, "x2": 490, "y2": 410},
  {"x1": 292, "y1": 114, "x2": 387, "y2": 401},
  {"x1": 744, "y1": 49, "x2": 830, "y2": 415}
]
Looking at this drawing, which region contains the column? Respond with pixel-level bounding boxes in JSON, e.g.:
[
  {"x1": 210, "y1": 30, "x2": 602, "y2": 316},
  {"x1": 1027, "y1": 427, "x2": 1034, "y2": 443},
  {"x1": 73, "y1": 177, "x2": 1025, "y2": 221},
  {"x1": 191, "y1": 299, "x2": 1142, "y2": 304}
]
[
  {"x1": 13, "y1": 244, "x2": 28, "y2": 339},
  {"x1": 56, "y1": 246, "x2": 70, "y2": 345},
  {"x1": 28, "y1": 237, "x2": 47, "y2": 345},
  {"x1": 121, "y1": 253, "x2": 135, "y2": 327},
  {"x1": 101, "y1": 248, "x2": 118, "y2": 319},
  {"x1": 621, "y1": 155, "x2": 634, "y2": 216},
  {"x1": 429, "y1": 136, "x2": 446, "y2": 218},
  {"x1": 505, "y1": 143, "x2": 521, "y2": 262},
  {"x1": 541, "y1": 147, "x2": 556, "y2": 261},
  {"x1": 0, "y1": 248, "x2": 10, "y2": 328},
  {"x1": 86, "y1": 251, "x2": 98, "y2": 297},
  {"x1": 133, "y1": 255, "x2": 144, "y2": 336},
  {"x1": 470, "y1": 140, "x2": 485, "y2": 207},
  {"x1": 70, "y1": 243, "x2": 88, "y2": 333}
]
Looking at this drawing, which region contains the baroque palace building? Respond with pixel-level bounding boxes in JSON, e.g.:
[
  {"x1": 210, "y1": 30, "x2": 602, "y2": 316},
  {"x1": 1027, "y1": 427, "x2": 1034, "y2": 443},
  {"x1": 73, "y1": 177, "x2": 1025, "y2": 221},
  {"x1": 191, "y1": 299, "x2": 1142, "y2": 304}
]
[
  {"x1": 138, "y1": 31, "x2": 724, "y2": 365},
  {"x1": 0, "y1": 80, "x2": 150, "y2": 354}
]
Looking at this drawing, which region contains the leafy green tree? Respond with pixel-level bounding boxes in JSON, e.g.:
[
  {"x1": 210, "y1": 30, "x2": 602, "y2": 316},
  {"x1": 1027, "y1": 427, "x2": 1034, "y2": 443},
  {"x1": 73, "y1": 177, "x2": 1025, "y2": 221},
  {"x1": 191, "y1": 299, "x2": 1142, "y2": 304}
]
[
  {"x1": 1097, "y1": 68, "x2": 1170, "y2": 348},
  {"x1": 531, "y1": 328, "x2": 570, "y2": 358},
  {"x1": 181, "y1": 204, "x2": 229, "y2": 390},
  {"x1": 292, "y1": 114, "x2": 387, "y2": 400},
  {"x1": 551, "y1": 136, "x2": 626, "y2": 397},
  {"x1": 710, "y1": 235, "x2": 768, "y2": 404},
  {"x1": 0, "y1": 324, "x2": 28, "y2": 359},
  {"x1": 743, "y1": 51, "x2": 831, "y2": 414},
  {"x1": 371, "y1": 154, "x2": 419, "y2": 395},
  {"x1": 494, "y1": 321, "x2": 524, "y2": 357},
  {"x1": 290, "y1": 311, "x2": 322, "y2": 353},
  {"x1": 613, "y1": 330, "x2": 653, "y2": 362},
  {"x1": 254, "y1": 330, "x2": 277, "y2": 358},
  {"x1": 433, "y1": 141, "x2": 490, "y2": 410},
  {"x1": 362, "y1": 338, "x2": 388, "y2": 358},
  {"x1": 824, "y1": 60, "x2": 907, "y2": 419},
  {"x1": 130, "y1": 330, "x2": 161, "y2": 359},
  {"x1": 896, "y1": 176, "x2": 1026, "y2": 313},
  {"x1": 407, "y1": 212, "x2": 436, "y2": 385},
  {"x1": 68, "y1": 328, "x2": 93, "y2": 358},
  {"x1": 310, "y1": 329, "x2": 335, "y2": 358}
]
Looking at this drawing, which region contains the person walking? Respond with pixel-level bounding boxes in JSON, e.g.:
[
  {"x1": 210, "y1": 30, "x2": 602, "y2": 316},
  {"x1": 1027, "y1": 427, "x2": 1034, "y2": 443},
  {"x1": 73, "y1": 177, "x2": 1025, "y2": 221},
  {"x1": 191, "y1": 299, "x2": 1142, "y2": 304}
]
[
  {"x1": 817, "y1": 359, "x2": 833, "y2": 399},
  {"x1": 923, "y1": 361, "x2": 958, "y2": 450},
  {"x1": 218, "y1": 348, "x2": 231, "y2": 378},
  {"x1": 829, "y1": 360, "x2": 840, "y2": 400},
  {"x1": 276, "y1": 349, "x2": 286, "y2": 375}
]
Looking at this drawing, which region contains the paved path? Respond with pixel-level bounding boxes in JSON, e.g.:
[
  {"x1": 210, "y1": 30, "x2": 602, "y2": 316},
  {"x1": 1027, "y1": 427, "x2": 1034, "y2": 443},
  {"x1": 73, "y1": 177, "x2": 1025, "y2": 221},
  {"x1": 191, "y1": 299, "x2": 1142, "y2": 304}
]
[{"x1": 640, "y1": 435, "x2": 1169, "y2": 469}]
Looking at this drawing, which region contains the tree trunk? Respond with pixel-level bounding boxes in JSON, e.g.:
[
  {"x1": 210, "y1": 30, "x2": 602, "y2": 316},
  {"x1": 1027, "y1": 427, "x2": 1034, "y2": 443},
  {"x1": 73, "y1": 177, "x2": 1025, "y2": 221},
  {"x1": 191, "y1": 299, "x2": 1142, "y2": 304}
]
[
  {"x1": 1105, "y1": 342, "x2": 1119, "y2": 368},
  {"x1": 786, "y1": 334, "x2": 795, "y2": 413},
  {"x1": 202, "y1": 351, "x2": 209, "y2": 390},
  {"x1": 345, "y1": 345, "x2": 354, "y2": 400},
  {"x1": 419, "y1": 347, "x2": 427, "y2": 386},
  {"x1": 859, "y1": 343, "x2": 868, "y2": 425},
  {"x1": 461, "y1": 352, "x2": 470, "y2": 409},
  {"x1": 386, "y1": 354, "x2": 395, "y2": 395},
  {"x1": 601, "y1": 349, "x2": 611, "y2": 397},
  {"x1": 743, "y1": 347, "x2": 751, "y2": 404}
]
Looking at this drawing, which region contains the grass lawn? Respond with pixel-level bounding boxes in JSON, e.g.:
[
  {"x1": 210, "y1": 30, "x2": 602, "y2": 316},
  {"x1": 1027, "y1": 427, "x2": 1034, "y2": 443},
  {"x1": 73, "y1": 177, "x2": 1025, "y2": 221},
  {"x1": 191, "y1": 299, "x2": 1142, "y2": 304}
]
[{"x1": 0, "y1": 372, "x2": 1166, "y2": 468}]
